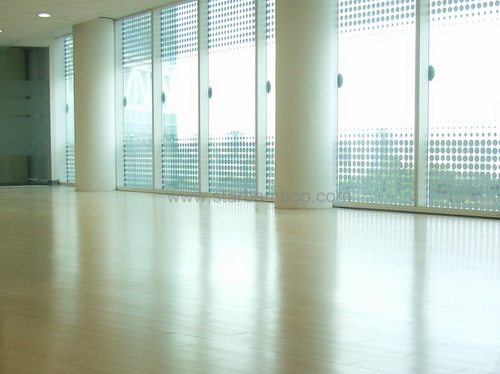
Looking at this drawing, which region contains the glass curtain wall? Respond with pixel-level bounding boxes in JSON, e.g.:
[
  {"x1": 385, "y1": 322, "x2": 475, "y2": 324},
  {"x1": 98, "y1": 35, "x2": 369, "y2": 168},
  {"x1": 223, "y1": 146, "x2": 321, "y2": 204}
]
[
  {"x1": 161, "y1": 2, "x2": 199, "y2": 191},
  {"x1": 266, "y1": 0, "x2": 276, "y2": 197},
  {"x1": 337, "y1": 0, "x2": 499, "y2": 214},
  {"x1": 337, "y1": 0, "x2": 416, "y2": 205},
  {"x1": 64, "y1": 36, "x2": 75, "y2": 183},
  {"x1": 122, "y1": 14, "x2": 154, "y2": 188},
  {"x1": 116, "y1": 0, "x2": 274, "y2": 196},
  {"x1": 427, "y1": 0, "x2": 500, "y2": 212},
  {"x1": 207, "y1": 0, "x2": 257, "y2": 195}
]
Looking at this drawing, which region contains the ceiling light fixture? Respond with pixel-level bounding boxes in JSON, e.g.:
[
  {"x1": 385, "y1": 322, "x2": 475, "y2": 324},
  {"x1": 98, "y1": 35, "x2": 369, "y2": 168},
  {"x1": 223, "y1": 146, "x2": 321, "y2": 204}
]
[{"x1": 38, "y1": 13, "x2": 51, "y2": 18}]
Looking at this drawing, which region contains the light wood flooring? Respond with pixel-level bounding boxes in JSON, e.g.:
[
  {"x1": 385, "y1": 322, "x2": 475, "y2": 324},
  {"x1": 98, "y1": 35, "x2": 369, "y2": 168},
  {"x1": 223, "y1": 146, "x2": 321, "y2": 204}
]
[{"x1": 1, "y1": 186, "x2": 500, "y2": 373}]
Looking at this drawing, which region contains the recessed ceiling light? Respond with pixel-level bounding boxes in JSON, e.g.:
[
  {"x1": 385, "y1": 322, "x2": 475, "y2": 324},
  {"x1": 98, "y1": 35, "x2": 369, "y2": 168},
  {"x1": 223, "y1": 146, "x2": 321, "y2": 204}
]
[{"x1": 38, "y1": 13, "x2": 51, "y2": 18}]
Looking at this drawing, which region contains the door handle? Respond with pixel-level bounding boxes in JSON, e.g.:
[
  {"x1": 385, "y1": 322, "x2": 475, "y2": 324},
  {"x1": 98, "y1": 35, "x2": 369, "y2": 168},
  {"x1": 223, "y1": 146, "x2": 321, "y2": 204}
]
[
  {"x1": 337, "y1": 73, "x2": 344, "y2": 88},
  {"x1": 428, "y1": 65, "x2": 435, "y2": 81}
]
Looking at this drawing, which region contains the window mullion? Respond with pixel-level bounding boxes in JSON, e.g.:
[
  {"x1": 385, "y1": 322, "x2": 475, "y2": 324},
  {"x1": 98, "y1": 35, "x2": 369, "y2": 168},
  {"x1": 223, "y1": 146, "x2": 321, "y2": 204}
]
[
  {"x1": 255, "y1": 0, "x2": 267, "y2": 196},
  {"x1": 198, "y1": 0, "x2": 209, "y2": 193},
  {"x1": 415, "y1": 0, "x2": 430, "y2": 207},
  {"x1": 115, "y1": 19, "x2": 125, "y2": 188}
]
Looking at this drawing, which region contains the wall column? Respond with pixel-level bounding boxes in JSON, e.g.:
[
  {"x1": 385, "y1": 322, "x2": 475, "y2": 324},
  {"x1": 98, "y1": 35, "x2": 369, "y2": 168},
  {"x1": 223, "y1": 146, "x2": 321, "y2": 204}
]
[
  {"x1": 73, "y1": 18, "x2": 116, "y2": 191},
  {"x1": 275, "y1": 0, "x2": 335, "y2": 209}
]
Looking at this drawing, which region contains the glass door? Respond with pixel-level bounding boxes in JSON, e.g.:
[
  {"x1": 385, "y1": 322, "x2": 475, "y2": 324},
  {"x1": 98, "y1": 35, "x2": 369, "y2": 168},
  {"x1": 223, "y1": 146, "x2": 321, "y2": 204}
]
[
  {"x1": 337, "y1": 0, "x2": 416, "y2": 205},
  {"x1": 207, "y1": 0, "x2": 256, "y2": 195},
  {"x1": 427, "y1": 0, "x2": 500, "y2": 212},
  {"x1": 161, "y1": 2, "x2": 199, "y2": 192},
  {"x1": 64, "y1": 36, "x2": 75, "y2": 183},
  {"x1": 266, "y1": 0, "x2": 276, "y2": 197},
  {"x1": 122, "y1": 13, "x2": 153, "y2": 188}
]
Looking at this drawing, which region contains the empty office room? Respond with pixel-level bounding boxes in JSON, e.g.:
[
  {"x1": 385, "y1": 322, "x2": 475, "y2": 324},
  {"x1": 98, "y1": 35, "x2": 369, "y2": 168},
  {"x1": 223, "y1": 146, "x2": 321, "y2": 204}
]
[{"x1": 1, "y1": 0, "x2": 499, "y2": 373}]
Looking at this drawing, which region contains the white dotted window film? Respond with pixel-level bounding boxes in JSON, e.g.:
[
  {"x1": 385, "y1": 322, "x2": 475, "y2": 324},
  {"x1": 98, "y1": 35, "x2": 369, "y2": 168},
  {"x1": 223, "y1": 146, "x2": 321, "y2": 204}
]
[
  {"x1": 208, "y1": 0, "x2": 256, "y2": 51},
  {"x1": 428, "y1": 0, "x2": 500, "y2": 212},
  {"x1": 339, "y1": 0, "x2": 416, "y2": 36},
  {"x1": 431, "y1": 0, "x2": 500, "y2": 25},
  {"x1": 266, "y1": 0, "x2": 275, "y2": 197},
  {"x1": 337, "y1": 0, "x2": 416, "y2": 205},
  {"x1": 266, "y1": 135, "x2": 275, "y2": 196},
  {"x1": 338, "y1": 129, "x2": 414, "y2": 204},
  {"x1": 64, "y1": 36, "x2": 75, "y2": 184},
  {"x1": 266, "y1": 0, "x2": 275, "y2": 40},
  {"x1": 161, "y1": 3, "x2": 198, "y2": 63},
  {"x1": 428, "y1": 128, "x2": 500, "y2": 210},
  {"x1": 161, "y1": 2, "x2": 199, "y2": 192},
  {"x1": 122, "y1": 14, "x2": 154, "y2": 189},
  {"x1": 208, "y1": 0, "x2": 257, "y2": 195}
]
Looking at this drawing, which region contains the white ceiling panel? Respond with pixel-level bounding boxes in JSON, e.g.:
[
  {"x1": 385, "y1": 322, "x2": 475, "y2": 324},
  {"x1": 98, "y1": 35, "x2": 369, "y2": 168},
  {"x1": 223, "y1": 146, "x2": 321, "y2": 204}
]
[{"x1": 0, "y1": 0, "x2": 178, "y2": 47}]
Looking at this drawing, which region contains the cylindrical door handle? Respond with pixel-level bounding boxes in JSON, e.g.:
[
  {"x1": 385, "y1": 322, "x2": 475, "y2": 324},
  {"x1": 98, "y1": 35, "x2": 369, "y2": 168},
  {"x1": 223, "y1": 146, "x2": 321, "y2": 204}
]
[
  {"x1": 428, "y1": 65, "x2": 435, "y2": 81},
  {"x1": 337, "y1": 73, "x2": 344, "y2": 88},
  {"x1": 266, "y1": 81, "x2": 272, "y2": 94},
  {"x1": 208, "y1": 87, "x2": 213, "y2": 98},
  {"x1": 161, "y1": 92, "x2": 166, "y2": 104}
]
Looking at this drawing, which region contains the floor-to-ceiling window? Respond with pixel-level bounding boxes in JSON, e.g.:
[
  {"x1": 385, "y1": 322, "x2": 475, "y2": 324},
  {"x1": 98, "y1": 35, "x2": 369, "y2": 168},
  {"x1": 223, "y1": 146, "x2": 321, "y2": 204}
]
[
  {"x1": 56, "y1": 0, "x2": 498, "y2": 215},
  {"x1": 336, "y1": 0, "x2": 499, "y2": 214},
  {"x1": 207, "y1": 0, "x2": 256, "y2": 195},
  {"x1": 427, "y1": 0, "x2": 500, "y2": 212},
  {"x1": 337, "y1": 0, "x2": 416, "y2": 205},
  {"x1": 266, "y1": 0, "x2": 276, "y2": 197},
  {"x1": 55, "y1": 0, "x2": 498, "y2": 215},
  {"x1": 64, "y1": 35, "x2": 75, "y2": 183},
  {"x1": 121, "y1": 13, "x2": 154, "y2": 189},
  {"x1": 116, "y1": 0, "x2": 275, "y2": 198},
  {"x1": 161, "y1": 2, "x2": 199, "y2": 192}
]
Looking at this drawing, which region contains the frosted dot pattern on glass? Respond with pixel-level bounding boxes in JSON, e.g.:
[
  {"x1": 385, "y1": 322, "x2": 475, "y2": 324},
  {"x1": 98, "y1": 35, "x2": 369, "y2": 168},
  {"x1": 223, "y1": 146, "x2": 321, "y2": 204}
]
[
  {"x1": 428, "y1": 126, "x2": 500, "y2": 211},
  {"x1": 429, "y1": 0, "x2": 500, "y2": 212},
  {"x1": 122, "y1": 14, "x2": 154, "y2": 189},
  {"x1": 161, "y1": 3, "x2": 198, "y2": 63},
  {"x1": 208, "y1": 0, "x2": 256, "y2": 195},
  {"x1": 161, "y1": 2, "x2": 199, "y2": 192},
  {"x1": 266, "y1": 136, "x2": 275, "y2": 197},
  {"x1": 163, "y1": 138, "x2": 198, "y2": 191},
  {"x1": 338, "y1": 128, "x2": 414, "y2": 205},
  {"x1": 64, "y1": 36, "x2": 75, "y2": 184},
  {"x1": 431, "y1": 0, "x2": 500, "y2": 25},
  {"x1": 209, "y1": 135, "x2": 256, "y2": 195},
  {"x1": 208, "y1": 0, "x2": 255, "y2": 51},
  {"x1": 64, "y1": 37, "x2": 73, "y2": 79},
  {"x1": 266, "y1": 0, "x2": 275, "y2": 197},
  {"x1": 338, "y1": 0, "x2": 415, "y2": 205},
  {"x1": 123, "y1": 140, "x2": 153, "y2": 188},
  {"x1": 339, "y1": 0, "x2": 416, "y2": 35},
  {"x1": 266, "y1": 0, "x2": 275, "y2": 40},
  {"x1": 123, "y1": 14, "x2": 153, "y2": 69}
]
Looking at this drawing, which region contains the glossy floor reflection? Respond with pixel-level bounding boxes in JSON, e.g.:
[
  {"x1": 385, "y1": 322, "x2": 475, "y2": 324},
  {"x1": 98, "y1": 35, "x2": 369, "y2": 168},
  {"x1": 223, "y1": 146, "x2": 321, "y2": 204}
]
[{"x1": 1, "y1": 186, "x2": 500, "y2": 373}]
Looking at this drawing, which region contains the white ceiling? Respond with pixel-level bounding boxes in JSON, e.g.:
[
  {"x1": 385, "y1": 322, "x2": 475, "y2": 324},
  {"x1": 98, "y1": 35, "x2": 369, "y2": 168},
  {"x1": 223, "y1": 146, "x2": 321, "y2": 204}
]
[{"x1": 0, "y1": 0, "x2": 178, "y2": 47}]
